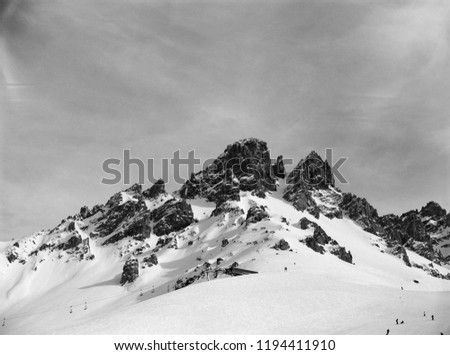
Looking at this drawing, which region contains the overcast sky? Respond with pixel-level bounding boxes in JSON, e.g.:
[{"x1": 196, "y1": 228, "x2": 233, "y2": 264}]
[{"x1": 1, "y1": 0, "x2": 449, "y2": 241}]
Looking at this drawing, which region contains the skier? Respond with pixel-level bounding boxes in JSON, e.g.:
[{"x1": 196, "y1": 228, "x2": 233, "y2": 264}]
[
  {"x1": 2, "y1": 318, "x2": 5, "y2": 327},
  {"x1": 69, "y1": 306, "x2": 73, "y2": 314},
  {"x1": 84, "y1": 302, "x2": 88, "y2": 311},
  {"x1": 424, "y1": 311, "x2": 426, "y2": 317},
  {"x1": 396, "y1": 319, "x2": 398, "y2": 325},
  {"x1": 432, "y1": 315, "x2": 435, "y2": 321},
  {"x1": 386, "y1": 329, "x2": 390, "y2": 335},
  {"x1": 284, "y1": 267, "x2": 287, "y2": 272},
  {"x1": 400, "y1": 320, "x2": 404, "y2": 324}
]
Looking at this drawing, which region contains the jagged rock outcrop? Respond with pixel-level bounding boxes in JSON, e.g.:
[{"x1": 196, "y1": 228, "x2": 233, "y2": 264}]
[
  {"x1": 421, "y1": 201, "x2": 447, "y2": 219},
  {"x1": 143, "y1": 179, "x2": 166, "y2": 199},
  {"x1": 142, "y1": 254, "x2": 158, "y2": 267},
  {"x1": 211, "y1": 202, "x2": 244, "y2": 217},
  {"x1": 274, "y1": 238, "x2": 290, "y2": 251},
  {"x1": 283, "y1": 151, "x2": 334, "y2": 218},
  {"x1": 284, "y1": 187, "x2": 320, "y2": 218},
  {"x1": 339, "y1": 193, "x2": 382, "y2": 234},
  {"x1": 300, "y1": 220, "x2": 353, "y2": 264},
  {"x1": 287, "y1": 151, "x2": 334, "y2": 189},
  {"x1": 79, "y1": 206, "x2": 91, "y2": 219},
  {"x1": 179, "y1": 138, "x2": 277, "y2": 204},
  {"x1": 339, "y1": 195, "x2": 444, "y2": 265},
  {"x1": 120, "y1": 256, "x2": 139, "y2": 285},
  {"x1": 6, "y1": 249, "x2": 18, "y2": 263},
  {"x1": 63, "y1": 234, "x2": 82, "y2": 250},
  {"x1": 103, "y1": 212, "x2": 151, "y2": 245},
  {"x1": 97, "y1": 200, "x2": 143, "y2": 240},
  {"x1": 388, "y1": 245, "x2": 411, "y2": 267},
  {"x1": 298, "y1": 217, "x2": 318, "y2": 230},
  {"x1": 151, "y1": 199, "x2": 194, "y2": 236},
  {"x1": 98, "y1": 180, "x2": 192, "y2": 245},
  {"x1": 67, "y1": 221, "x2": 76, "y2": 232},
  {"x1": 245, "y1": 205, "x2": 269, "y2": 225},
  {"x1": 378, "y1": 207, "x2": 443, "y2": 264}
]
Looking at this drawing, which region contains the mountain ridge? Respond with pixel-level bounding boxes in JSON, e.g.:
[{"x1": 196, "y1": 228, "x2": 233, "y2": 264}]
[{"x1": 1, "y1": 138, "x2": 449, "y2": 334}]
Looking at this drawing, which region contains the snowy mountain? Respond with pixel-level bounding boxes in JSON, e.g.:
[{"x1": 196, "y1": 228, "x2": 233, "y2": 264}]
[{"x1": 1, "y1": 138, "x2": 449, "y2": 335}]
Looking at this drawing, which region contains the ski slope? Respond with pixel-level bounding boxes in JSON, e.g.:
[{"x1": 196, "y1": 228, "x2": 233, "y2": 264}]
[{"x1": 1, "y1": 190, "x2": 449, "y2": 334}]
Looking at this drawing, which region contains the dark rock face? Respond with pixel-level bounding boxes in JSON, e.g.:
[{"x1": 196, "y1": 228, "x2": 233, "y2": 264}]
[
  {"x1": 304, "y1": 237, "x2": 325, "y2": 254},
  {"x1": 143, "y1": 179, "x2": 166, "y2": 199},
  {"x1": 6, "y1": 250, "x2": 18, "y2": 263},
  {"x1": 100, "y1": 188, "x2": 193, "y2": 245},
  {"x1": 283, "y1": 151, "x2": 334, "y2": 217},
  {"x1": 124, "y1": 213, "x2": 152, "y2": 241},
  {"x1": 80, "y1": 206, "x2": 91, "y2": 219},
  {"x1": 312, "y1": 226, "x2": 332, "y2": 245},
  {"x1": 299, "y1": 217, "x2": 317, "y2": 230},
  {"x1": 287, "y1": 151, "x2": 334, "y2": 189},
  {"x1": 125, "y1": 183, "x2": 142, "y2": 195},
  {"x1": 221, "y1": 239, "x2": 229, "y2": 248},
  {"x1": 378, "y1": 210, "x2": 436, "y2": 263},
  {"x1": 421, "y1": 201, "x2": 447, "y2": 219},
  {"x1": 179, "y1": 138, "x2": 277, "y2": 204},
  {"x1": 283, "y1": 187, "x2": 320, "y2": 217},
  {"x1": 151, "y1": 199, "x2": 194, "y2": 236},
  {"x1": 63, "y1": 234, "x2": 82, "y2": 250},
  {"x1": 389, "y1": 245, "x2": 411, "y2": 267},
  {"x1": 120, "y1": 256, "x2": 139, "y2": 285},
  {"x1": 338, "y1": 194, "x2": 440, "y2": 266},
  {"x1": 97, "y1": 201, "x2": 141, "y2": 239},
  {"x1": 275, "y1": 239, "x2": 290, "y2": 251},
  {"x1": 339, "y1": 193, "x2": 381, "y2": 234},
  {"x1": 103, "y1": 212, "x2": 152, "y2": 245},
  {"x1": 245, "y1": 205, "x2": 269, "y2": 225},
  {"x1": 402, "y1": 213, "x2": 428, "y2": 243},
  {"x1": 340, "y1": 196, "x2": 448, "y2": 266},
  {"x1": 272, "y1": 155, "x2": 286, "y2": 179},
  {"x1": 211, "y1": 202, "x2": 244, "y2": 217},
  {"x1": 301, "y1": 224, "x2": 353, "y2": 264},
  {"x1": 67, "y1": 221, "x2": 76, "y2": 232},
  {"x1": 330, "y1": 246, "x2": 353, "y2": 264},
  {"x1": 142, "y1": 254, "x2": 158, "y2": 267}
]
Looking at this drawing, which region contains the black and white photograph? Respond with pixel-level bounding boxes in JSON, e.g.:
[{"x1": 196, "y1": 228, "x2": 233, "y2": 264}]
[{"x1": 1, "y1": 0, "x2": 449, "y2": 349}]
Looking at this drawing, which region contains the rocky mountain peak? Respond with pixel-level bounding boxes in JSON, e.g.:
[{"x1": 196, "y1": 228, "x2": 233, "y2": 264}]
[
  {"x1": 282, "y1": 151, "x2": 335, "y2": 218},
  {"x1": 179, "y1": 138, "x2": 279, "y2": 204},
  {"x1": 287, "y1": 150, "x2": 334, "y2": 189},
  {"x1": 218, "y1": 137, "x2": 270, "y2": 161},
  {"x1": 420, "y1": 201, "x2": 447, "y2": 219},
  {"x1": 143, "y1": 179, "x2": 166, "y2": 199}
]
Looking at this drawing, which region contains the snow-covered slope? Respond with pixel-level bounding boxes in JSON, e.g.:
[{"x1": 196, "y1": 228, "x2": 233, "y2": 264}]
[{"x1": 1, "y1": 138, "x2": 449, "y2": 335}]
